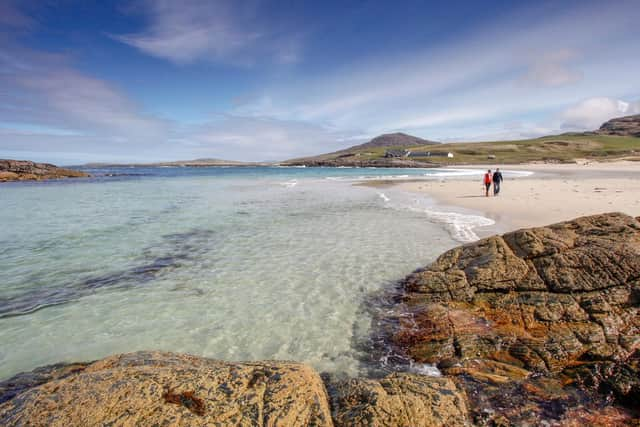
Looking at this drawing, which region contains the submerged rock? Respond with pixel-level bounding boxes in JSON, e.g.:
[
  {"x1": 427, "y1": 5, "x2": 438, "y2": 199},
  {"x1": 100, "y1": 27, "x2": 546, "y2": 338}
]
[{"x1": 0, "y1": 159, "x2": 88, "y2": 182}]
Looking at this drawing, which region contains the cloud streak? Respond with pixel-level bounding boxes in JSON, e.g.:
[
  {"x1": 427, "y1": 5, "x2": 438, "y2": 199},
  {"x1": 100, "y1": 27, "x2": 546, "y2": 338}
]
[
  {"x1": 234, "y1": 1, "x2": 640, "y2": 140},
  {"x1": 114, "y1": 0, "x2": 303, "y2": 65}
]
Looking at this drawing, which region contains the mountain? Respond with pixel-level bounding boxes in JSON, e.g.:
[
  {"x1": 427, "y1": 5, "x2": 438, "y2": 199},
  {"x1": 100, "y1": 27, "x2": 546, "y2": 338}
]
[
  {"x1": 597, "y1": 114, "x2": 640, "y2": 137},
  {"x1": 347, "y1": 132, "x2": 439, "y2": 150}
]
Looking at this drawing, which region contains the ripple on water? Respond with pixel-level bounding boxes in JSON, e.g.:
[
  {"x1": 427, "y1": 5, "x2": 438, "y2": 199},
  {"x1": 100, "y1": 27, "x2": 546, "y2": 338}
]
[{"x1": 0, "y1": 171, "x2": 462, "y2": 380}]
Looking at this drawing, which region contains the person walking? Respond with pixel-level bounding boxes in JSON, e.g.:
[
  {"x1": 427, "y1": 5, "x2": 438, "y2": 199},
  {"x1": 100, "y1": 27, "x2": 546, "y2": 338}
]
[
  {"x1": 483, "y1": 169, "x2": 492, "y2": 197},
  {"x1": 492, "y1": 168, "x2": 503, "y2": 195}
]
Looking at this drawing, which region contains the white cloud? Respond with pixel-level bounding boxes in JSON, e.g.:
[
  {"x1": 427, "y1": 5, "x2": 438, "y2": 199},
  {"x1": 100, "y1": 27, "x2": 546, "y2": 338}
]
[
  {"x1": 114, "y1": 0, "x2": 303, "y2": 65},
  {"x1": 560, "y1": 97, "x2": 640, "y2": 130}
]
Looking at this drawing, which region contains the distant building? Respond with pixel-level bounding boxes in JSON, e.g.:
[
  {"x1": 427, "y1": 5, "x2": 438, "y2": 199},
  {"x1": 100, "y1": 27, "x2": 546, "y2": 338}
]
[{"x1": 384, "y1": 149, "x2": 409, "y2": 158}]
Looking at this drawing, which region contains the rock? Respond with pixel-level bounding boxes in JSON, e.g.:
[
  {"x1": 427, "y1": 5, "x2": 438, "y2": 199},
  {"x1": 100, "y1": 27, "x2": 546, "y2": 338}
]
[
  {"x1": 597, "y1": 114, "x2": 640, "y2": 137},
  {"x1": 393, "y1": 212, "x2": 640, "y2": 422},
  {"x1": 0, "y1": 159, "x2": 88, "y2": 182},
  {"x1": 0, "y1": 351, "x2": 333, "y2": 427},
  {"x1": 328, "y1": 373, "x2": 469, "y2": 427}
]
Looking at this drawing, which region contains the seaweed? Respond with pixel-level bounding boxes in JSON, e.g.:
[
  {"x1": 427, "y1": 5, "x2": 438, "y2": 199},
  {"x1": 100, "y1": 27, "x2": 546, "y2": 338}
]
[{"x1": 162, "y1": 388, "x2": 206, "y2": 416}]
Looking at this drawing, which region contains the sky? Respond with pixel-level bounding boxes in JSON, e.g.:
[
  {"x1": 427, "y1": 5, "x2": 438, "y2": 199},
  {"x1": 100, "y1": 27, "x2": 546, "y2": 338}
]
[{"x1": 0, "y1": 0, "x2": 639, "y2": 164}]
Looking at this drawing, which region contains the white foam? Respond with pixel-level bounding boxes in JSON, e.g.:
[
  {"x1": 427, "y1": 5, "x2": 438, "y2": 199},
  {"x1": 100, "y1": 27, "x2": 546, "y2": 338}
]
[
  {"x1": 408, "y1": 361, "x2": 442, "y2": 377},
  {"x1": 325, "y1": 174, "x2": 412, "y2": 182},
  {"x1": 280, "y1": 180, "x2": 298, "y2": 188},
  {"x1": 381, "y1": 193, "x2": 494, "y2": 242}
]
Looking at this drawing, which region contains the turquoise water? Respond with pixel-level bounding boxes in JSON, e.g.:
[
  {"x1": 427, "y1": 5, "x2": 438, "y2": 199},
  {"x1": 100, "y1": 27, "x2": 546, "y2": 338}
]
[{"x1": 0, "y1": 167, "x2": 492, "y2": 379}]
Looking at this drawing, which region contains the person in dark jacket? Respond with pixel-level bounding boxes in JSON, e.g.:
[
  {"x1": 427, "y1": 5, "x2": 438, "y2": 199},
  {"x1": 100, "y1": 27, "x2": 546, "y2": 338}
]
[{"x1": 492, "y1": 168, "x2": 503, "y2": 195}]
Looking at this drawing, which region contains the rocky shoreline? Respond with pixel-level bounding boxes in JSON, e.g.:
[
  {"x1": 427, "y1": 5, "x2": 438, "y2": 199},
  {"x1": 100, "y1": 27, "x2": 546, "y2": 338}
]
[
  {"x1": 1, "y1": 213, "x2": 638, "y2": 426},
  {"x1": 0, "y1": 159, "x2": 89, "y2": 182},
  {"x1": 283, "y1": 158, "x2": 442, "y2": 168}
]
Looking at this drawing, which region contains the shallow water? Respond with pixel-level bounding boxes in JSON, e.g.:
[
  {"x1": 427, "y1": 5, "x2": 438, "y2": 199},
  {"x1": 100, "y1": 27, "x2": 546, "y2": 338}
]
[{"x1": 0, "y1": 167, "x2": 492, "y2": 379}]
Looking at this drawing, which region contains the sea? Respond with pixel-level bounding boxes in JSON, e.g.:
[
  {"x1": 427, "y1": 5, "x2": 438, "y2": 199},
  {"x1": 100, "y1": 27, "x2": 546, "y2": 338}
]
[{"x1": 0, "y1": 166, "x2": 510, "y2": 380}]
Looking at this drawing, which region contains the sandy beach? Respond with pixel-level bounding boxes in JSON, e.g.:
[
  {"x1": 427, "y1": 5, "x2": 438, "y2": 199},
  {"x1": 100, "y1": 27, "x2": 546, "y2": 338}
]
[{"x1": 395, "y1": 161, "x2": 640, "y2": 233}]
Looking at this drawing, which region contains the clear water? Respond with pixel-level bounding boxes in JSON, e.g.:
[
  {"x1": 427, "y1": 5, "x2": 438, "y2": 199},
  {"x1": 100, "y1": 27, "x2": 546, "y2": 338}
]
[{"x1": 0, "y1": 166, "x2": 492, "y2": 379}]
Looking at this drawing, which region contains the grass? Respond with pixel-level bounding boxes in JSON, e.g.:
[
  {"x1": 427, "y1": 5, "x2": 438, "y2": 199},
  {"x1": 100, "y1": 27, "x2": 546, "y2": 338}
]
[{"x1": 321, "y1": 134, "x2": 640, "y2": 165}]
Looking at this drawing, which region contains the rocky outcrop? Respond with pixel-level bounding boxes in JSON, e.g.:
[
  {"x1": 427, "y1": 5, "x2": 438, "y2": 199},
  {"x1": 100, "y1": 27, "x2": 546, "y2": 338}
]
[
  {"x1": 597, "y1": 114, "x2": 640, "y2": 137},
  {"x1": 0, "y1": 352, "x2": 334, "y2": 427},
  {"x1": 0, "y1": 351, "x2": 468, "y2": 427},
  {"x1": 329, "y1": 373, "x2": 469, "y2": 427},
  {"x1": 394, "y1": 212, "x2": 640, "y2": 424},
  {"x1": 0, "y1": 159, "x2": 88, "y2": 182}
]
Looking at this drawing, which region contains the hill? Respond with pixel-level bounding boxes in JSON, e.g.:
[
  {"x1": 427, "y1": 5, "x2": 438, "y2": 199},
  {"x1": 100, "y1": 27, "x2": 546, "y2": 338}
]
[
  {"x1": 597, "y1": 114, "x2": 640, "y2": 137},
  {"x1": 283, "y1": 133, "x2": 442, "y2": 167},
  {"x1": 283, "y1": 115, "x2": 640, "y2": 166},
  {"x1": 349, "y1": 132, "x2": 439, "y2": 150}
]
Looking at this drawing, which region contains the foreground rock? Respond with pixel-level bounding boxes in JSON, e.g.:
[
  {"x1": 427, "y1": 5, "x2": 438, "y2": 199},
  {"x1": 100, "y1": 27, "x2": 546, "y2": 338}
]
[
  {"x1": 0, "y1": 159, "x2": 88, "y2": 182},
  {"x1": 0, "y1": 352, "x2": 333, "y2": 426},
  {"x1": 329, "y1": 373, "x2": 469, "y2": 426},
  {"x1": 0, "y1": 351, "x2": 468, "y2": 426},
  {"x1": 395, "y1": 212, "x2": 640, "y2": 424}
]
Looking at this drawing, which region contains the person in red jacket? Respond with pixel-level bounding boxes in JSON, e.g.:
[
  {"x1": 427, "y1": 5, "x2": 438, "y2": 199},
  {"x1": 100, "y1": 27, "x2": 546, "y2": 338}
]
[{"x1": 483, "y1": 169, "x2": 492, "y2": 197}]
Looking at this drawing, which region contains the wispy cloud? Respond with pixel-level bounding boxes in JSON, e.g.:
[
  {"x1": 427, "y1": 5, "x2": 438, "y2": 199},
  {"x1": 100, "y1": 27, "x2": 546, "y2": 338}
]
[
  {"x1": 520, "y1": 49, "x2": 584, "y2": 87},
  {"x1": 114, "y1": 0, "x2": 303, "y2": 65},
  {"x1": 183, "y1": 115, "x2": 357, "y2": 161},
  {"x1": 0, "y1": 40, "x2": 346, "y2": 162},
  {"x1": 0, "y1": 0, "x2": 35, "y2": 30},
  {"x1": 0, "y1": 42, "x2": 172, "y2": 159},
  {"x1": 235, "y1": 1, "x2": 640, "y2": 140}
]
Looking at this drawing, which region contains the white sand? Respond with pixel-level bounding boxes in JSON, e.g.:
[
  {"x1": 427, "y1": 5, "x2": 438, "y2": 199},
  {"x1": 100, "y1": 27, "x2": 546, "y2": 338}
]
[{"x1": 395, "y1": 161, "x2": 640, "y2": 232}]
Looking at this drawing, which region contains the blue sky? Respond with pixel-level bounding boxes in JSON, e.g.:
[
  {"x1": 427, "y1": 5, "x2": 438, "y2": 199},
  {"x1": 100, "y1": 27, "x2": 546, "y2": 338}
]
[{"x1": 0, "y1": 0, "x2": 639, "y2": 164}]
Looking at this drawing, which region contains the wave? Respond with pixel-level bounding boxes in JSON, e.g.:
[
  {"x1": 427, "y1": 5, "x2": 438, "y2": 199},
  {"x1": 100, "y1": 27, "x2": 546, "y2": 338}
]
[{"x1": 378, "y1": 192, "x2": 494, "y2": 242}]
